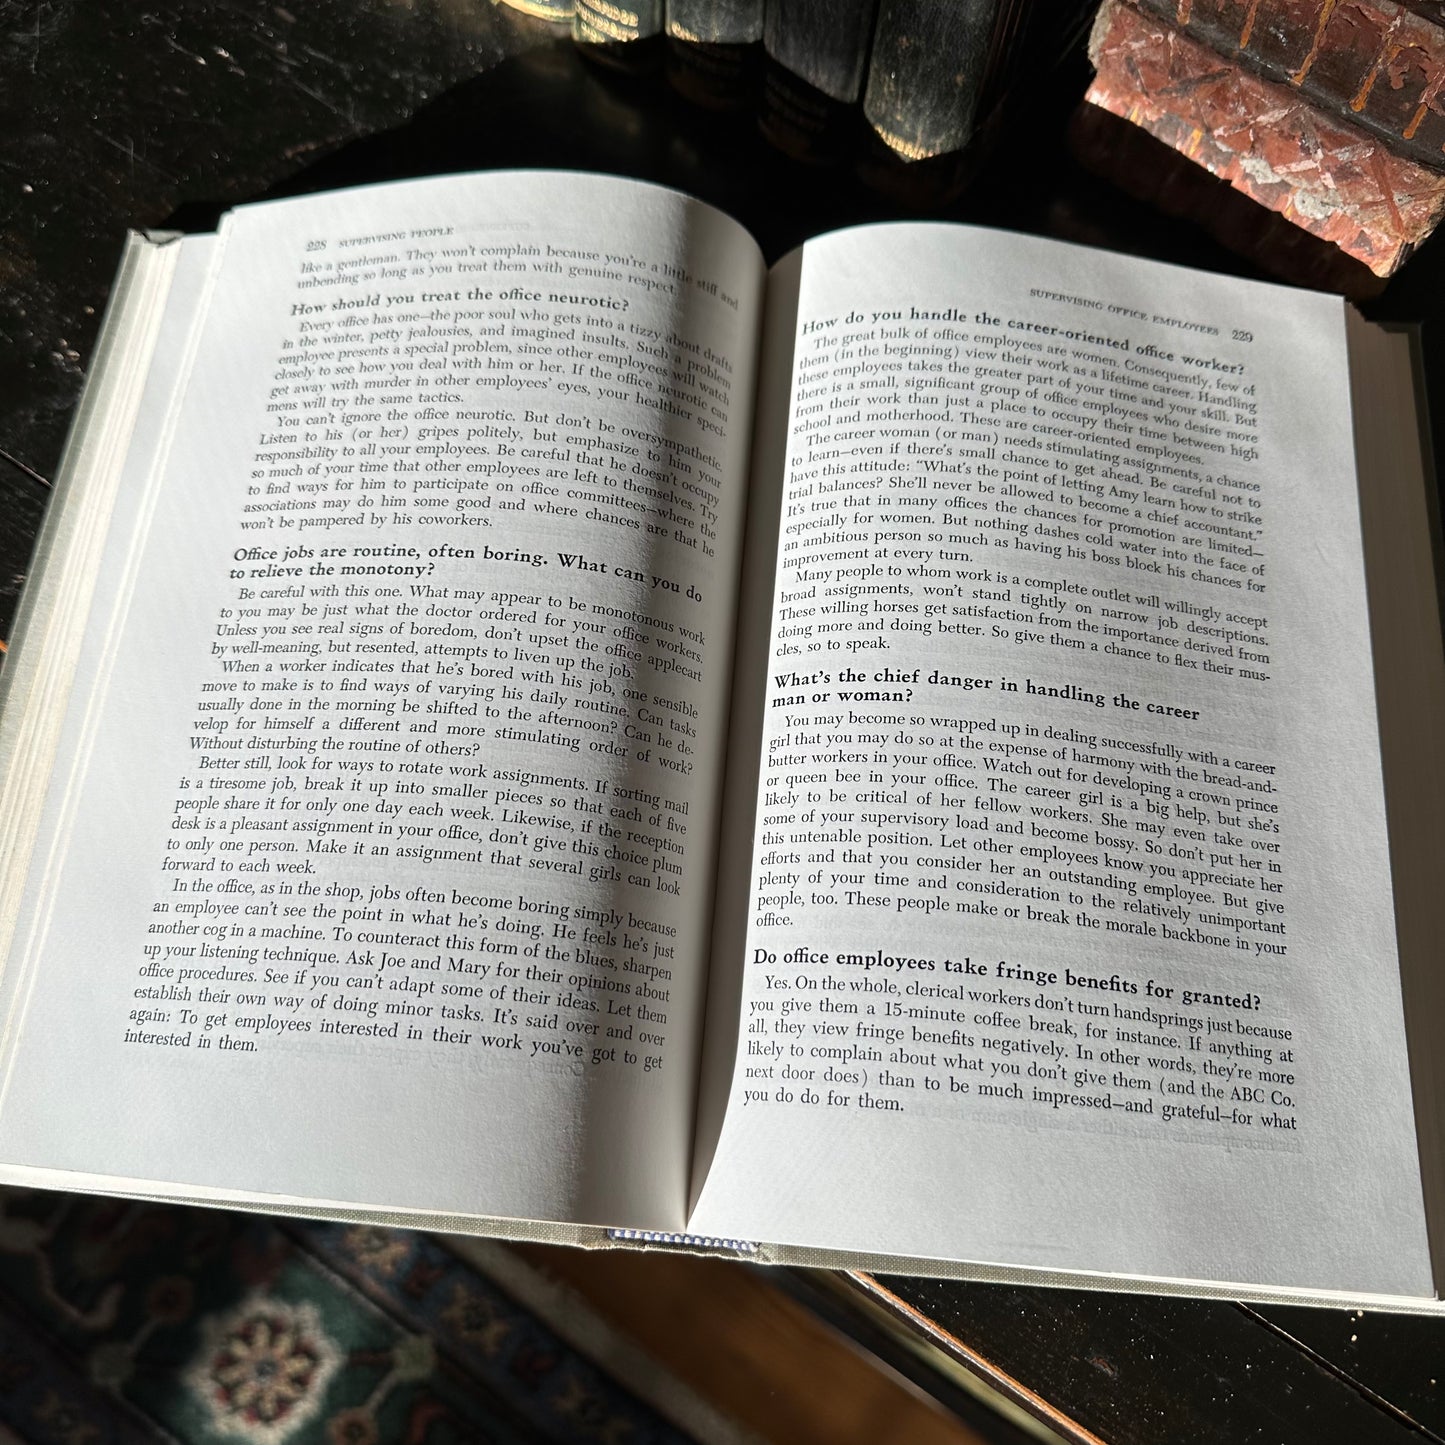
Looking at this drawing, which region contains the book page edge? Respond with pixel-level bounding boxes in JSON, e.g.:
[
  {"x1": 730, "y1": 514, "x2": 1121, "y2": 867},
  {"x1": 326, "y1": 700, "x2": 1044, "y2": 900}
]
[{"x1": 1346, "y1": 310, "x2": 1445, "y2": 1303}]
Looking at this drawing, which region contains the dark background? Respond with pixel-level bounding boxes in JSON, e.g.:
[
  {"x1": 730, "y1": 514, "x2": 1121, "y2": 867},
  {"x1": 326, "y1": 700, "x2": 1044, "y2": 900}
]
[{"x1": 2, "y1": 5, "x2": 1443, "y2": 1440}]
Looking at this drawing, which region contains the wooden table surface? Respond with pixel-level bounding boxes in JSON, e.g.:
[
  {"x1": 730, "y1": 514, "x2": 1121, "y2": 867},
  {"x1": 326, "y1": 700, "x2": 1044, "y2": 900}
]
[{"x1": 2, "y1": 7, "x2": 1443, "y2": 1440}]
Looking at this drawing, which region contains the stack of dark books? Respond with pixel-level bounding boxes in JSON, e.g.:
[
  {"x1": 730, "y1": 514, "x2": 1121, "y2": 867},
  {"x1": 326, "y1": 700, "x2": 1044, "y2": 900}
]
[{"x1": 548, "y1": 0, "x2": 1068, "y2": 183}]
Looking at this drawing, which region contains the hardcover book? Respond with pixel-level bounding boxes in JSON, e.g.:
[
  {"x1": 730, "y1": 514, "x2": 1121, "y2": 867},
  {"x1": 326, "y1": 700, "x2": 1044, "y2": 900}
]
[
  {"x1": 1086, "y1": 0, "x2": 1445, "y2": 275},
  {"x1": 1127, "y1": 0, "x2": 1445, "y2": 172},
  {"x1": 1, "y1": 170, "x2": 1442, "y2": 1309}
]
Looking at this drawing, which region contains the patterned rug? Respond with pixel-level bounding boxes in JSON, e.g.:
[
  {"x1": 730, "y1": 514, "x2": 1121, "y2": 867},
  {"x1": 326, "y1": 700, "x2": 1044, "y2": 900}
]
[{"x1": 0, "y1": 1189, "x2": 701, "y2": 1444}]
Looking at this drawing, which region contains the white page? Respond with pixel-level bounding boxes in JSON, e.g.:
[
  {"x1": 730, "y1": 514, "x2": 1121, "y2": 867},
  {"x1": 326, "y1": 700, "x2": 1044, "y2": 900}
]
[
  {"x1": 0, "y1": 173, "x2": 762, "y2": 1230},
  {"x1": 689, "y1": 224, "x2": 1433, "y2": 1296}
]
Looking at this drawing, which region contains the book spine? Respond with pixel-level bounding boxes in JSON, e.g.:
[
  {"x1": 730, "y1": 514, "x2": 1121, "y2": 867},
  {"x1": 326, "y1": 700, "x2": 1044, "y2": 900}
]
[
  {"x1": 861, "y1": 0, "x2": 1020, "y2": 159},
  {"x1": 493, "y1": 0, "x2": 576, "y2": 19},
  {"x1": 1066, "y1": 101, "x2": 1387, "y2": 297},
  {"x1": 1128, "y1": 0, "x2": 1445, "y2": 170},
  {"x1": 764, "y1": 0, "x2": 878, "y2": 102},
  {"x1": 667, "y1": 0, "x2": 762, "y2": 44},
  {"x1": 1086, "y1": 0, "x2": 1445, "y2": 274},
  {"x1": 574, "y1": 0, "x2": 663, "y2": 43},
  {"x1": 665, "y1": 0, "x2": 762, "y2": 110}
]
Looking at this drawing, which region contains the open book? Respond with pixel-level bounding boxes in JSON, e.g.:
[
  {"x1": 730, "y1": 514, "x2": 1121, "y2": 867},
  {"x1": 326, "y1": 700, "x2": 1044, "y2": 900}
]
[{"x1": 2, "y1": 171, "x2": 1442, "y2": 1309}]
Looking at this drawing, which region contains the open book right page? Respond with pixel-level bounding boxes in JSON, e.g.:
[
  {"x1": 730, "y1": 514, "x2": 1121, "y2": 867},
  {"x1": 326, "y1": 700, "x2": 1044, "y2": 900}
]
[{"x1": 688, "y1": 223, "x2": 1435, "y2": 1298}]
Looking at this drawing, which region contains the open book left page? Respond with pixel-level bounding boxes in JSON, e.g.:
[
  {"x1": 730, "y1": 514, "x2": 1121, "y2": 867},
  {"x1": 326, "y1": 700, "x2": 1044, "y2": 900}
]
[{"x1": 0, "y1": 172, "x2": 764, "y2": 1230}]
